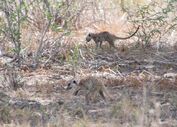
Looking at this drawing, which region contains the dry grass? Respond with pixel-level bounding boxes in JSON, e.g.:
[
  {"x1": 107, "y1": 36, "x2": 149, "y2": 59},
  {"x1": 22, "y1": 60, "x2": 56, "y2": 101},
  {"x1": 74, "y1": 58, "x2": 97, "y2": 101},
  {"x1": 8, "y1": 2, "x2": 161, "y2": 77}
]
[{"x1": 0, "y1": 0, "x2": 177, "y2": 127}]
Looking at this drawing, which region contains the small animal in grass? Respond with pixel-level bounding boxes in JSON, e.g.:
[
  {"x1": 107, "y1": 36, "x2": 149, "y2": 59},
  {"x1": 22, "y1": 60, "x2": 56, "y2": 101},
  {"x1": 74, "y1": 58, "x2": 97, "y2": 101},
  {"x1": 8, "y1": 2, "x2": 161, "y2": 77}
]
[
  {"x1": 66, "y1": 76, "x2": 112, "y2": 104},
  {"x1": 86, "y1": 26, "x2": 140, "y2": 49}
]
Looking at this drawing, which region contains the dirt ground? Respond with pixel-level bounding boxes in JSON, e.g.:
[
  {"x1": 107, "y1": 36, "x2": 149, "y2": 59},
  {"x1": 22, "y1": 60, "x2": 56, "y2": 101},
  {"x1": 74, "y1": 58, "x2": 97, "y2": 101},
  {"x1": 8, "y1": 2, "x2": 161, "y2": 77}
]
[{"x1": 1, "y1": 46, "x2": 177, "y2": 127}]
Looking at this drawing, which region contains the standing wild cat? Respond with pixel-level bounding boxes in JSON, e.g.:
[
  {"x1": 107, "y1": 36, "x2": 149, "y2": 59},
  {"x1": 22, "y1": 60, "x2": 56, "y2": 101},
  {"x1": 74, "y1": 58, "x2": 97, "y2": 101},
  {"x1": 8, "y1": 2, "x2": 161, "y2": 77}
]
[
  {"x1": 86, "y1": 26, "x2": 140, "y2": 49},
  {"x1": 66, "y1": 76, "x2": 112, "y2": 104}
]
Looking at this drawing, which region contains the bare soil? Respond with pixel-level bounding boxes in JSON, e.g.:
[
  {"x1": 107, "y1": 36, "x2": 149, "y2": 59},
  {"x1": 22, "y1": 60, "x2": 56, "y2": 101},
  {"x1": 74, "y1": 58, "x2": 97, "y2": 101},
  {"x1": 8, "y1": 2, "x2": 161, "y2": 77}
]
[{"x1": 1, "y1": 46, "x2": 177, "y2": 127}]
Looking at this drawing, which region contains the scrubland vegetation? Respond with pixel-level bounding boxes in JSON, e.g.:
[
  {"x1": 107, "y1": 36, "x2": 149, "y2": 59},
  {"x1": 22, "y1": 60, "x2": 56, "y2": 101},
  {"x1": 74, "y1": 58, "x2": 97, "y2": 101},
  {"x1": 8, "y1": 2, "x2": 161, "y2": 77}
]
[{"x1": 0, "y1": 0, "x2": 177, "y2": 127}]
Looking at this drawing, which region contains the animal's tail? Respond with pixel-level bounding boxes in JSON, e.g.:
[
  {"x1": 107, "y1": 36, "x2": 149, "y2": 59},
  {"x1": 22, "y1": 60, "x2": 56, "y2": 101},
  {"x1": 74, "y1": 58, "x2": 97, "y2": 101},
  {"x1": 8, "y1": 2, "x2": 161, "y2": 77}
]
[{"x1": 115, "y1": 25, "x2": 140, "y2": 40}]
